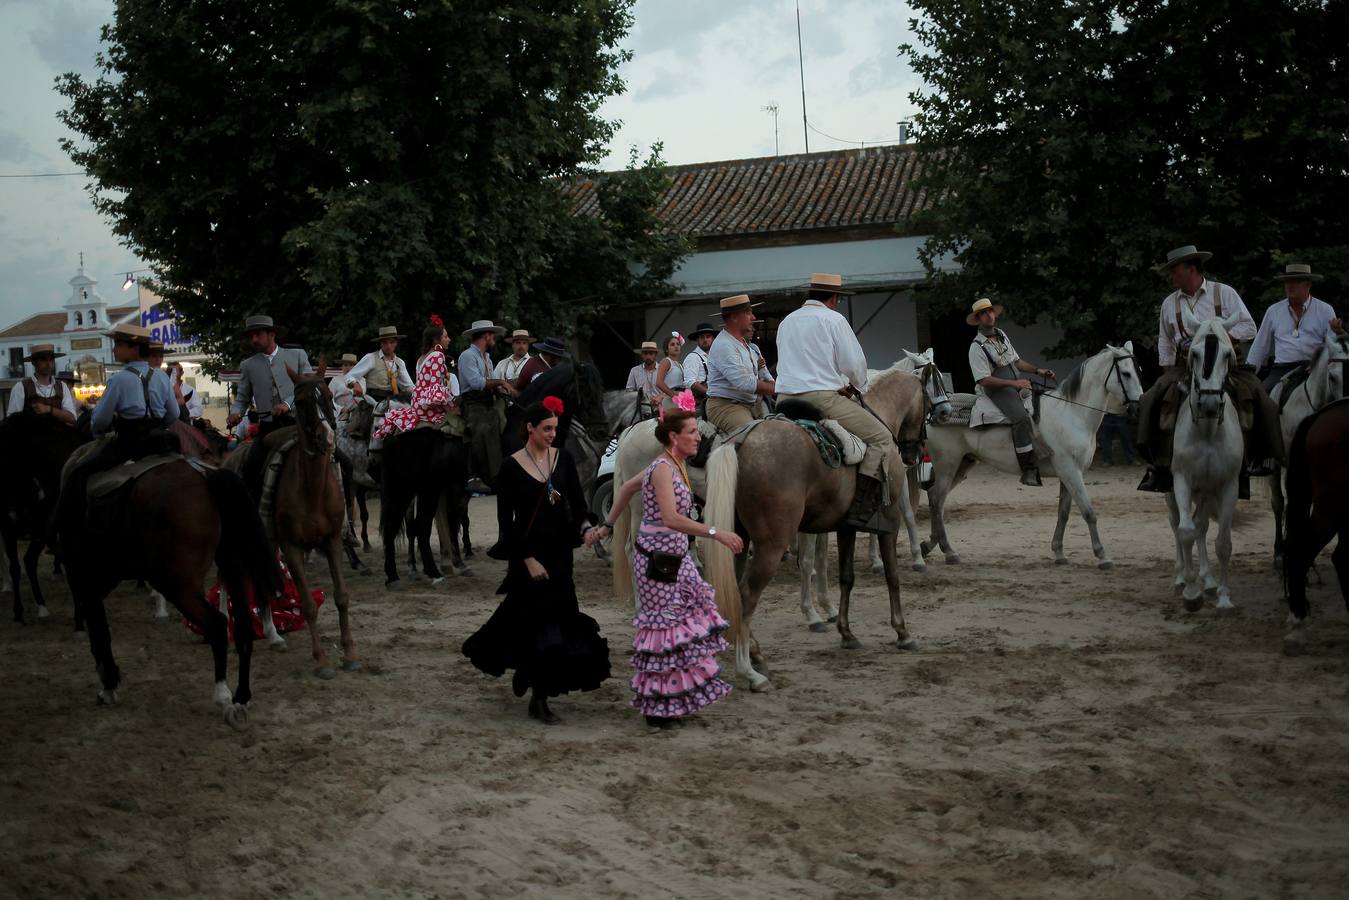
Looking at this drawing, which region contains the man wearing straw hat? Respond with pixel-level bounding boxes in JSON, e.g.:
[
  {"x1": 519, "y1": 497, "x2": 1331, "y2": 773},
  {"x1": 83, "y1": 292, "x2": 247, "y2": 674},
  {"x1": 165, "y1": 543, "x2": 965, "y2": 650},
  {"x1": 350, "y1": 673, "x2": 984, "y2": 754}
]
[
  {"x1": 1136, "y1": 245, "x2": 1273, "y2": 495},
  {"x1": 227, "y1": 314, "x2": 314, "y2": 500},
  {"x1": 346, "y1": 325, "x2": 413, "y2": 402},
  {"x1": 7, "y1": 344, "x2": 78, "y2": 424},
  {"x1": 1247, "y1": 263, "x2": 1342, "y2": 393},
  {"x1": 458, "y1": 318, "x2": 516, "y2": 488},
  {"x1": 705, "y1": 294, "x2": 777, "y2": 434},
  {"x1": 777, "y1": 274, "x2": 899, "y2": 524},
  {"x1": 55, "y1": 323, "x2": 179, "y2": 538},
  {"x1": 493, "y1": 328, "x2": 535, "y2": 385},
  {"x1": 625, "y1": 340, "x2": 662, "y2": 417}
]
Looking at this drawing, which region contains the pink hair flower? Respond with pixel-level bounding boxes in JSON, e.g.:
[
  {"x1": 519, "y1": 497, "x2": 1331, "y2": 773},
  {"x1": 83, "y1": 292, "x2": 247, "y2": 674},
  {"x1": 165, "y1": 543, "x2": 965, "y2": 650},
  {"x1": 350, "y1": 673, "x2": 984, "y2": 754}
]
[
  {"x1": 673, "y1": 389, "x2": 696, "y2": 412},
  {"x1": 671, "y1": 330, "x2": 685, "y2": 346}
]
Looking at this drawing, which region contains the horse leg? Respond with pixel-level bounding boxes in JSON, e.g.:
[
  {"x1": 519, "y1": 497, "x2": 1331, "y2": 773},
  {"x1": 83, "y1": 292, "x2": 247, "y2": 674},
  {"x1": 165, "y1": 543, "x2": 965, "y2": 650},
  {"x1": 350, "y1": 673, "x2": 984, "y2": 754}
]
[
  {"x1": 460, "y1": 505, "x2": 473, "y2": 558},
  {"x1": 1051, "y1": 482, "x2": 1072, "y2": 565},
  {"x1": 877, "y1": 523, "x2": 917, "y2": 651},
  {"x1": 5, "y1": 526, "x2": 24, "y2": 624},
  {"x1": 816, "y1": 531, "x2": 836, "y2": 621},
  {"x1": 797, "y1": 533, "x2": 826, "y2": 632},
  {"x1": 835, "y1": 528, "x2": 862, "y2": 649},
  {"x1": 1333, "y1": 537, "x2": 1349, "y2": 618},
  {"x1": 1061, "y1": 466, "x2": 1110, "y2": 569},
  {"x1": 416, "y1": 490, "x2": 444, "y2": 583},
  {"x1": 324, "y1": 536, "x2": 360, "y2": 671},
  {"x1": 896, "y1": 475, "x2": 926, "y2": 573},
  {"x1": 1270, "y1": 467, "x2": 1285, "y2": 570},
  {"x1": 737, "y1": 536, "x2": 782, "y2": 692},
  {"x1": 77, "y1": 579, "x2": 121, "y2": 705},
  {"x1": 357, "y1": 488, "x2": 371, "y2": 551},
  {"x1": 1172, "y1": 478, "x2": 1203, "y2": 610},
  {"x1": 1164, "y1": 490, "x2": 1187, "y2": 597},
  {"x1": 868, "y1": 533, "x2": 882, "y2": 575},
  {"x1": 1213, "y1": 486, "x2": 1237, "y2": 613},
  {"x1": 1194, "y1": 496, "x2": 1217, "y2": 600},
  {"x1": 283, "y1": 543, "x2": 334, "y2": 679}
]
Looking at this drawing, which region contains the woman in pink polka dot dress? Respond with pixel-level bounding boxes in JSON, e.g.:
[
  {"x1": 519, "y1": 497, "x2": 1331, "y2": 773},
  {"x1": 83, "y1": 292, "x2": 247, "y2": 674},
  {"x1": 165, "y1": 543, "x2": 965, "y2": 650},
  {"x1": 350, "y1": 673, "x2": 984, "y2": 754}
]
[
  {"x1": 591, "y1": 405, "x2": 745, "y2": 730},
  {"x1": 374, "y1": 328, "x2": 452, "y2": 441}
]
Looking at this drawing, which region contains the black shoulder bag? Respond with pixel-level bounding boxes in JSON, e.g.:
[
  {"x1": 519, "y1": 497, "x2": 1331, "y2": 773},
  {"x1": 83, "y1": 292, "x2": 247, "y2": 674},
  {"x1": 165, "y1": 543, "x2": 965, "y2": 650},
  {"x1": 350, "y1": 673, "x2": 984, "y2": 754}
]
[{"x1": 635, "y1": 541, "x2": 684, "y2": 583}]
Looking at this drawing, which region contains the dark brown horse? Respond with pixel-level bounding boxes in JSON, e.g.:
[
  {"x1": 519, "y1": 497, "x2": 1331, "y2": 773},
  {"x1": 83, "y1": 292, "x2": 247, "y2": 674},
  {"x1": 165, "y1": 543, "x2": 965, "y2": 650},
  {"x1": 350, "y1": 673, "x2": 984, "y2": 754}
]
[
  {"x1": 1284, "y1": 397, "x2": 1349, "y2": 635},
  {"x1": 228, "y1": 370, "x2": 358, "y2": 678},
  {"x1": 0, "y1": 413, "x2": 88, "y2": 623},
  {"x1": 57, "y1": 457, "x2": 281, "y2": 727}
]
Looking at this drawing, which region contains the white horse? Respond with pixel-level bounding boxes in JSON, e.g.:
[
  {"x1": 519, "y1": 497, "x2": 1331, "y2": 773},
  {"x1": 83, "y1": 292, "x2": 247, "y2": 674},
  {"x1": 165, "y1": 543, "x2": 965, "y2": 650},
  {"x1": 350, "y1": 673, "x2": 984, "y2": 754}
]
[
  {"x1": 1166, "y1": 312, "x2": 1244, "y2": 612},
  {"x1": 920, "y1": 343, "x2": 1143, "y2": 567},
  {"x1": 1267, "y1": 331, "x2": 1349, "y2": 566}
]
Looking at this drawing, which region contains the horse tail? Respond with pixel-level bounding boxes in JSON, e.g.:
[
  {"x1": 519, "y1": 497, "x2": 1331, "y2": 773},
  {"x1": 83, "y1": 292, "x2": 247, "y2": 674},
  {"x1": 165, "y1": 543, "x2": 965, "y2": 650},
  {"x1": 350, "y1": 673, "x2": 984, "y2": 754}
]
[
  {"x1": 612, "y1": 444, "x2": 635, "y2": 603},
  {"x1": 703, "y1": 443, "x2": 742, "y2": 647},
  {"x1": 206, "y1": 468, "x2": 283, "y2": 601},
  {"x1": 1282, "y1": 412, "x2": 1318, "y2": 618}
]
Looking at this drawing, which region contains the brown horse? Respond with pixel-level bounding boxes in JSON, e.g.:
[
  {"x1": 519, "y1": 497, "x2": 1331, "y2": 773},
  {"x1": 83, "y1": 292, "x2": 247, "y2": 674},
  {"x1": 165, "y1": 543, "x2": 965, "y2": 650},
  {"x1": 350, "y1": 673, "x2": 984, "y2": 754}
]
[
  {"x1": 700, "y1": 368, "x2": 927, "y2": 691},
  {"x1": 58, "y1": 458, "x2": 281, "y2": 727},
  {"x1": 1283, "y1": 397, "x2": 1349, "y2": 637},
  {"x1": 226, "y1": 369, "x2": 358, "y2": 678}
]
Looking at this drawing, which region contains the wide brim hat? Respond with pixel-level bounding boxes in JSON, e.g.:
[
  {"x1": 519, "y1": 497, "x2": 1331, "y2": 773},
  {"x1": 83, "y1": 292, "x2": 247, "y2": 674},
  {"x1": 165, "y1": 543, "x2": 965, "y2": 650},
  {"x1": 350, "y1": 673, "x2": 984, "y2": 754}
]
[
  {"x1": 634, "y1": 341, "x2": 660, "y2": 353},
  {"x1": 340, "y1": 353, "x2": 360, "y2": 365},
  {"x1": 965, "y1": 297, "x2": 1005, "y2": 326},
  {"x1": 1154, "y1": 245, "x2": 1213, "y2": 275},
  {"x1": 713, "y1": 294, "x2": 761, "y2": 317},
  {"x1": 22, "y1": 344, "x2": 66, "y2": 362},
  {"x1": 532, "y1": 337, "x2": 569, "y2": 357},
  {"x1": 806, "y1": 272, "x2": 855, "y2": 295},
  {"x1": 461, "y1": 319, "x2": 507, "y2": 339},
  {"x1": 104, "y1": 323, "x2": 153, "y2": 346},
  {"x1": 1272, "y1": 263, "x2": 1323, "y2": 282},
  {"x1": 687, "y1": 322, "x2": 718, "y2": 339},
  {"x1": 371, "y1": 325, "x2": 407, "y2": 342},
  {"x1": 242, "y1": 314, "x2": 281, "y2": 335},
  {"x1": 507, "y1": 329, "x2": 534, "y2": 342},
  {"x1": 147, "y1": 340, "x2": 165, "y2": 353}
]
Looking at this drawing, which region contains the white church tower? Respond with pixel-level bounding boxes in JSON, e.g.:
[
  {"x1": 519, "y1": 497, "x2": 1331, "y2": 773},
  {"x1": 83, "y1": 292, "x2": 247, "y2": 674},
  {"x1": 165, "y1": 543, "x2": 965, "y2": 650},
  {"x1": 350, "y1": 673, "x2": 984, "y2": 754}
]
[{"x1": 62, "y1": 253, "x2": 110, "y2": 332}]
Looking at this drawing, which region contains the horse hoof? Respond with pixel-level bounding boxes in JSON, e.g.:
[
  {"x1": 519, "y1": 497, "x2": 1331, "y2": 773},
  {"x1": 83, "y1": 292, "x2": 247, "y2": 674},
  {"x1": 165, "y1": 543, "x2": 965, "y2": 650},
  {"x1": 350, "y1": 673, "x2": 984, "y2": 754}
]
[
  {"x1": 1214, "y1": 601, "x2": 1237, "y2": 618},
  {"x1": 1098, "y1": 559, "x2": 1114, "y2": 571},
  {"x1": 1172, "y1": 582, "x2": 1186, "y2": 598},
  {"x1": 1182, "y1": 595, "x2": 1204, "y2": 613},
  {"x1": 362, "y1": 542, "x2": 372, "y2": 553},
  {"x1": 841, "y1": 638, "x2": 863, "y2": 651},
  {"x1": 430, "y1": 577, "x2": 446, "y2": 587},
  {"x1": 385, "y1": 579, "x2": 402, "y2": 592},
  {"x1": 749, "y1": 676, "x2": 774, "y2": 693},
  {"x1": 870, "y1": 564, "x2": 883, "y2": 576},
  {"x1": 895, "y1": 637, "x2": 920, "y2": 651},
  {"x1": 357, "y1": 566, "x2": 372, "y2": 577},
  {"x1": 315, "y1": 666, "x2": 338, "y2": 680},
  {"x1": 1282, "y1": 633, "x2": 1307, "y2": 656},
  {"x1": 808, "y1": 622, "x2": 829, "y2": 633},
  {"x1": 827, "y1": 615, "x2": 838, "y2": 624},
  {"x1": 36, "y1": 605, "x2": 50, "y2": 620},
  {"x1": 911, "y1": 563, "x2": 927, "y2": 574},
  {"x1": 1054, "y1": 557, "x2": 1069, "y2": 566},
  {"x1": 342, "y1": 660, "x2": 362, "y2": 672},
  {"x1": 456, "y1": 567, "x2": 474, "y2": 578},
  {"x1": 224, "y1": 703, "x2": 249, "y2": 730},
  {"x1": 97, "y1": 689, "x2": 118, "y2": 706},
  {"x1": 268, "y1": 637, "x2": 288, "y2": 651}
]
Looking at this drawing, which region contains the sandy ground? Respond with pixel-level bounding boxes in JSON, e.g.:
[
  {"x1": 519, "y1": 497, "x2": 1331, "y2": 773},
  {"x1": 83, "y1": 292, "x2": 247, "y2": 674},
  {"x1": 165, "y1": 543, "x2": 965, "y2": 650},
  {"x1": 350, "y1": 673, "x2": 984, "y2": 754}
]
[{"x1": 3, "y1": 464, "x2": 1348, "y2": 899}]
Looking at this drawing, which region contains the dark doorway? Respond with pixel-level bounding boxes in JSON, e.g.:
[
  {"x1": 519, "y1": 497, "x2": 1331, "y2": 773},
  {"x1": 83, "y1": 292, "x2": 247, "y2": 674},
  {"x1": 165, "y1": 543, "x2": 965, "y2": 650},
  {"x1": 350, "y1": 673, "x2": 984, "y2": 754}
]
[
  {"x1": 928, "y1": 305, "x2": 975, "y2": 392},
  {"x1": 588, "y1": 319, "x2": 640, "y2": 389}
]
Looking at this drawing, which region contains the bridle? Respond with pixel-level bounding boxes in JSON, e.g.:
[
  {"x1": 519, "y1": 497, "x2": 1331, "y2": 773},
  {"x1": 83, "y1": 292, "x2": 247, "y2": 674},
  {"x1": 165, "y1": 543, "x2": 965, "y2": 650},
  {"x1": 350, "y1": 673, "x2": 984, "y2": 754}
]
[
  {"x1": 1188, "y1": 336, "x2": 1230, "y2": 424},
  {"x1": 295, "y1": 380, "x2": 337, "y2": 457},
  {"x1": 916, "y1": 359, "x2": 952, "y2": 423},
  {"x1": 1032, "y1": 350, "x2": 1140, "y2": 415},
  {"x1": 1303, "y1": 340, "x2": 1349, "y2": 410}
]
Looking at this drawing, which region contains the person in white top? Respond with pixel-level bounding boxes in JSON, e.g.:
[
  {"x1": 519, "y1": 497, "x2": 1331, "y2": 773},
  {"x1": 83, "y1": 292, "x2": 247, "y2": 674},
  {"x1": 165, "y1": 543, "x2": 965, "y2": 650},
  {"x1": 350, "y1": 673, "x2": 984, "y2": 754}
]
[
  {"x1": 1247, "y1": 263, "x2": 1342, "y2": 392},
  {"x1": 7, "y1": 344, "x2": 78, "y2": 423},
  {"x1": 166, "y1": 362, "x2": 205, "y2": 421},
  {"x1": 653, "y1": 333, "x2": 687, "y2": 413},
  {"x1": 1137, "y1": 245, "x2": 1282, "y2": 495},
  {"x1": 345, "y1": 326, "x2": 414, "y2": 399},
  {"x1": 626, "y1": 341, "x2": 662, "y2": 416},
  {"x1": 681, "y1": 323, "x2": 717, "y2": 409},
  {"x1": 330, "y1": 353, "x2": 360, "y2": 414},
  {"x1": 493, "y1": 329, "x2": 534, "y2": 385},
  {"x1": 775, "y1": 273, "x2": 895, "y2": 527}
]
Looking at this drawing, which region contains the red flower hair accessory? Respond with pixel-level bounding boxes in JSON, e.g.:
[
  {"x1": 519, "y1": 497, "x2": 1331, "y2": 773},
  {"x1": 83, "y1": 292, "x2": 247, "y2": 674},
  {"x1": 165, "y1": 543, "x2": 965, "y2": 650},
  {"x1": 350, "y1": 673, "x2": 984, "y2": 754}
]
[
  {"x1": 542, "y1": 395, "x2": 565, "y2": 415},
  {"x1": 429, "y1": 313, "x2": 444, "y2": 328}
]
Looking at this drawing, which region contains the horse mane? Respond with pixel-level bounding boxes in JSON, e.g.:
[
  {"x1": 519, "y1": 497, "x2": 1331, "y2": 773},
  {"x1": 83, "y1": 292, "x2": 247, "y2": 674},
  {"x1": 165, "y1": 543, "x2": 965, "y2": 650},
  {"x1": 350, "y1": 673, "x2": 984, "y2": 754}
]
[{"x1": 1056, "y1": 360, "x2": 1087, "y2": 401}]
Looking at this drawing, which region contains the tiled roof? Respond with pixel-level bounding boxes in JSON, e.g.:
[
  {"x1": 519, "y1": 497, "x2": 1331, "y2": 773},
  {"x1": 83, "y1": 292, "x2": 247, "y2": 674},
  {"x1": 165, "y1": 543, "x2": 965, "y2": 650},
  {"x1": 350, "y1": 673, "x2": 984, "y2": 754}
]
[
  {"x1": 0, "y1": 304, "x2": 139, "y2": 340},
  {"x1": 562, "y1": 144, "x2": 931, "y2": 240}
]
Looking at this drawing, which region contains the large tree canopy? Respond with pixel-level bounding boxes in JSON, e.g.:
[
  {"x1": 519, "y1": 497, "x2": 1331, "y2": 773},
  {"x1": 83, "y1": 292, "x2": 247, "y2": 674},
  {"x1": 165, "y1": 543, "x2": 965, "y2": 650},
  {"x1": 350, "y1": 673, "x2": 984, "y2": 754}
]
[
  {"x1": 58, "y1": 0, "x2": 686, "y2": 364},
  {"x1": 901, "y1": 0, "x2": 1349, "y2": 360}
]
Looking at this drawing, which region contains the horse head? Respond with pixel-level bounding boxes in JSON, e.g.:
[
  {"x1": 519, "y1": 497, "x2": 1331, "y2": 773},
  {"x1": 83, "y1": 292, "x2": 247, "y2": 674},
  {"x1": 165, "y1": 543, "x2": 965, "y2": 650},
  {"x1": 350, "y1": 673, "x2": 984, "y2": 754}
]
[
  {"x1": 1314, "y1": 330, "x2": 1349, "y2": 407},
  {"x1": 1185, "y1": 314, "x2": 1239, "y2": 420},
  {"x1": 909, "y1": 347, "x2": 953, "y2": 425},
  {"x1": 1104, "y1": 340, "x2": 1143, "y2": 419},
  {"x1": 287, "y1": 364, "x2": 337, "y2": 455},
  {"x1": 571, "y1": 361, "x2": 609, "y2": 440}
]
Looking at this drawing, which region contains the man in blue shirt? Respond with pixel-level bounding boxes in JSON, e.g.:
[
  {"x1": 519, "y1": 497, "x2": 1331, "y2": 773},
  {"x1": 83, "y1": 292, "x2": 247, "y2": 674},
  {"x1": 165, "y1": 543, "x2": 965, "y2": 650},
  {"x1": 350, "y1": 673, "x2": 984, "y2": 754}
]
[
  {"x1": 457, "y1": 319, "x2": 516, "y2": 489},
  {"x1": 57, "y1": 323, "x2": 179, "y2": 540}
]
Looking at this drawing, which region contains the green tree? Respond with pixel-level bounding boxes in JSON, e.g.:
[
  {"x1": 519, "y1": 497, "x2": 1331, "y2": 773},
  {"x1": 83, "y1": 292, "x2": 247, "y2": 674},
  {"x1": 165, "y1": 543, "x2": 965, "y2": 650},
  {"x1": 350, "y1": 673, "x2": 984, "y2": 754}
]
[
  {"x1": 57, "y1": 0, "x2": 687, "y2": 366},
  {"x1": 901, "y1": 0, "x2": 1349, "y2": 361}
]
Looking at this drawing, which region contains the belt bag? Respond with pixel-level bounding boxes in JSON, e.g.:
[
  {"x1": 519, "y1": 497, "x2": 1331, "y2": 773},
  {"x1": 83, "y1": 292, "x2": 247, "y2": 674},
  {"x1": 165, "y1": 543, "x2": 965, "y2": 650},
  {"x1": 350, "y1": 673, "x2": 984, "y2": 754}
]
[{"x1": 635, "y1": 541, "x2": 683, "y2": 583}]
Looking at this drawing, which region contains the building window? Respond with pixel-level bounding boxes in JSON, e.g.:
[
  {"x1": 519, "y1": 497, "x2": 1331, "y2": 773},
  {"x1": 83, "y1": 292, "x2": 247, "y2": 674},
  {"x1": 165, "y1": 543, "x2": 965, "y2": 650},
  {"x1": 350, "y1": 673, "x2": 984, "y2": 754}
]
[
  {"x1": 75, "y1": 311, "x2": 83, "y2": 326},
  {"x1": 89, "y1": 310, "x2": 96, "y2": 325}
]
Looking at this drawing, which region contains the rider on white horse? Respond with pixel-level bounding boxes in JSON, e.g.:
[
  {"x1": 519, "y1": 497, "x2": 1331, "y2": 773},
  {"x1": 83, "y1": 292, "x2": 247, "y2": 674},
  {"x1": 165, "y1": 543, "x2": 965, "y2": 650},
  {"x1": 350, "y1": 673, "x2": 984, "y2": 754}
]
[
  {"x1": 1136, "y1": 244, "x2": 1279, "y2": 498},
  {"x1": 776, "y1": 273, "x2": 894, "y2": 529},
  {"x1": 966, "y1": 297, "x2": 1057, "y2": 486},
  {"x1": 1248, "y1": 263, "x2": 1342, "y2": 394}
]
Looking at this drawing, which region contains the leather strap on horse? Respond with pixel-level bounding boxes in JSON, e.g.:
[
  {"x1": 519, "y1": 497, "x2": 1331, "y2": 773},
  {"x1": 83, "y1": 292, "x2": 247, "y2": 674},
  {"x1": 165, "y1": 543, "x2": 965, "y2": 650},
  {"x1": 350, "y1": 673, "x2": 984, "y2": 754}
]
[{"x1": 762, "y1": 414, "x2": 844, "y2": 468}]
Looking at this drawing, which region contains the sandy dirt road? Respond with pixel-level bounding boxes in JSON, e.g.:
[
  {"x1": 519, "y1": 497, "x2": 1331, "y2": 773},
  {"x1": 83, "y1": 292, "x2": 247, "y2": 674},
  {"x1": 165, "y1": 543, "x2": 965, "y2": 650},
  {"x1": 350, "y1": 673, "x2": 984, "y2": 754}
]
[{"x1": 3, "y1": 466, "x2": 1347, "y2": 898}]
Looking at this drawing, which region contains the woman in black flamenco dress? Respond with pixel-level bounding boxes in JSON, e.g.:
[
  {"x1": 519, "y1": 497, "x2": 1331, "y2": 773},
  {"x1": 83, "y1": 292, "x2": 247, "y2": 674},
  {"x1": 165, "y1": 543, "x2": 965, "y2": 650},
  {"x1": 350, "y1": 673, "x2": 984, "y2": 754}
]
[{"x1": 462, "y1": 400, "x2": 611, "y2": 723}]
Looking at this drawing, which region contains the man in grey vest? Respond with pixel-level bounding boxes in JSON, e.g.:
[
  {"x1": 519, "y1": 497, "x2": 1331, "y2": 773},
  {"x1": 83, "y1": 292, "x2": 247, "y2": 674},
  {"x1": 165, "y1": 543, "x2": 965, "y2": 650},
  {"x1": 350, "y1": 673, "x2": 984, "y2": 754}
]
[
  {"x1": 226, "y1": 314, "x2": 314, "y2": 501},
  {"x1": 8, "y1": 344, "x2": 78, "y2": 424}
]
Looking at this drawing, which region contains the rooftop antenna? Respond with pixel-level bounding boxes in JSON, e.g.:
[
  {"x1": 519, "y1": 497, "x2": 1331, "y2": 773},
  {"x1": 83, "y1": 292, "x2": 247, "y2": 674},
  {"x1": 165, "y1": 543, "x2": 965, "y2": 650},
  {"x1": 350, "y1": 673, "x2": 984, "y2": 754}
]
[
  {"x1": 796, "y1": 0, "x2": 809, "y2": 153},
  {"x1": 762, "y1": 103, "x2": 780, "y2": 156}
]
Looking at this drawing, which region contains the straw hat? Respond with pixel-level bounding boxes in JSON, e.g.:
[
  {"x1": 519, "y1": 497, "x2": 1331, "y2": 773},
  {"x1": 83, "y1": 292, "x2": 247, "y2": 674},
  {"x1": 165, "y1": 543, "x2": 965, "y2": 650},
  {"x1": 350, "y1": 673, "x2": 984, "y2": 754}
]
[
  {"x1": 461, "y1": 319, "x2": 506, "y2": 339},
  {"x1": 242, "y1": 314, "x2": 280, "y2": 335},
  {"x1": 340, "y1": 353, "x2": 359, "y2": 366},
  {"x1": 965, "y1": 297, "x2": 1004, "y2": 326},
  {"x1": 634, "y1": 341, "x2": 660, "y2": 353},
  {"x1": 1272, "y1": 263, "x2": 1323, "y2": 283},
  {"x1": 508, "y1": 328, "x2": 534, "y2": 343},
  {"x1": 714, "y1": 294, "x2": 760, "y2": 317},
  {"x1": 372, "y1": 325, "x2": 407, "y2": 343},
  {"x1": 1154, "y1": 245, "x2": 1213, "y2": 275},
  {"x1": 806, "y1": 273, "x2": 854, "y2": 295},
  {"x1": 22, "y1": 344, "x2": 66, "y2": 362},
  {"x1": 104, "y1": 323, "x2": 153, "y2": 346}
]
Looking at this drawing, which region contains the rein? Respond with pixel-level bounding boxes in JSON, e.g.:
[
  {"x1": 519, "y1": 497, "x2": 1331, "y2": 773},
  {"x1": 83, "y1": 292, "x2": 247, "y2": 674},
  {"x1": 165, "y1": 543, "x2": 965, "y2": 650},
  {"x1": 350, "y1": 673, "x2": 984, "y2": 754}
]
[{"x1": 1031, "y1": 353, "x2": 1138, "y2": 416}]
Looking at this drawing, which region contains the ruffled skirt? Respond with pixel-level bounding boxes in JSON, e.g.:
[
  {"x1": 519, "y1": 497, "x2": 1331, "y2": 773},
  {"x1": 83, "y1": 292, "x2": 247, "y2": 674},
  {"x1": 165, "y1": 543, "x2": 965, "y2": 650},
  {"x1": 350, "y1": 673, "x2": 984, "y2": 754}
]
[{"x1": 630, "y1": 538, "x2": 731, "y2": 718}]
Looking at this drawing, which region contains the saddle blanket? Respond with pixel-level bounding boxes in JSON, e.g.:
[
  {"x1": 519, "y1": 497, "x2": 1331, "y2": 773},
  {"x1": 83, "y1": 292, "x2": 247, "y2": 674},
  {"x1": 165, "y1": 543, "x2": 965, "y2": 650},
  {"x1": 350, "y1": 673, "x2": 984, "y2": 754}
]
[
  {"x1": 723, "y1": 413, "x2": 865, "y2": 468},
  {"x1": 87, "y1": 452, "x2": 213, "y2": 500}
]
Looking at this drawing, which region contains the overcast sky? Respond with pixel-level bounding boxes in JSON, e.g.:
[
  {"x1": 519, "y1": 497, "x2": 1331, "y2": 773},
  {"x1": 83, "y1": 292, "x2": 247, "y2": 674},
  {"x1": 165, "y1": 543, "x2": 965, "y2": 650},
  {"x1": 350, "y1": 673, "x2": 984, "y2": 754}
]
[{"x1": 0, "y1": 0, "x2": 919, "y2": 327}]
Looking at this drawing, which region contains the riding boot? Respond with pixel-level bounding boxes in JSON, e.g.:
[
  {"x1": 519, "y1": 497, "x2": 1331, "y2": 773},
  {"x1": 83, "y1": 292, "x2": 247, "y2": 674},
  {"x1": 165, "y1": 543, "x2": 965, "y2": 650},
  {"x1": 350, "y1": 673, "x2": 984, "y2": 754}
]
[
  {"x1": 1137, "y1": 465, "x2": 1172, "y2": 493},
  {"x1": 843, "y1": 474, "x2": 884, "y2": 530},
  {"x1": 1016, "y1": 451, "x2": 1042, "y2": 486}
]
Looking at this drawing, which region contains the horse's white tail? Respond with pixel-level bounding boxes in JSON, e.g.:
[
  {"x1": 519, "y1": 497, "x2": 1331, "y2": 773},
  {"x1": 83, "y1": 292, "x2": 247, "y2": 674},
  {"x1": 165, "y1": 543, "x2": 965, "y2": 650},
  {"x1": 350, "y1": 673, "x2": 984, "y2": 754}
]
[
  {"x1": 703, "y1": 444, "x2": 742, "y2": 647},
  {"x1": 612, "y1": 454, "x2": 635, "y2": 603}
]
